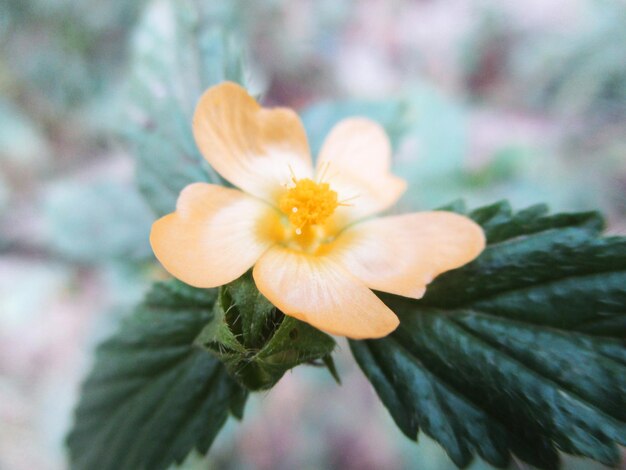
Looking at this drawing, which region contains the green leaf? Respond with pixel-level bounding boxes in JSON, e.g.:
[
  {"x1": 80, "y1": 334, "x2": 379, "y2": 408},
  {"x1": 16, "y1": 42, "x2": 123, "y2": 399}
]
[
  {"x1": 67, "y1": 280, "x2": 247, "y2": 470},
  {"x1": 124, "y1": 0, "x2": 247, "y2": 216},
  {"x1": 350, "y1": 201, "x2": 626, "y2": 469},
  {"x1": 195, "y1": 273, "x2": 337, "y2": 390}
]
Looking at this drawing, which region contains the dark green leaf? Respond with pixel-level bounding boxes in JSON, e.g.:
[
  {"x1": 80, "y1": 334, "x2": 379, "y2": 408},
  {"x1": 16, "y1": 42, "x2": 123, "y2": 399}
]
[
  {"x1": 67, "y1": 280, "x2": 246, "y2": 470},
  {"x1": 350, "y1": 202, "x2": 626, "y2": 469},
  {"x1": 195, "y1": 273, "x2": 337, "y2": 390}
]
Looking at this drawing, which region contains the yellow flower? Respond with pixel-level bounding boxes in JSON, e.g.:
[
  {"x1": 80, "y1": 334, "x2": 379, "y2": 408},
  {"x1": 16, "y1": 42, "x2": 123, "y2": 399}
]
[{"x1": 150, "y1": 82, "x2": 485, "y2": 339}]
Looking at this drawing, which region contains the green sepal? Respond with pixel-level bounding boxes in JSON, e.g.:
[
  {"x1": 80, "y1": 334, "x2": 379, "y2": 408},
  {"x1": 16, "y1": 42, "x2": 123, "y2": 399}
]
[
  {"x1": 195, "y1": 272, "x2": 337, "y2": 390},
  {"x1": 322, "y1": 354, "x2": 342, "y2": 385}
]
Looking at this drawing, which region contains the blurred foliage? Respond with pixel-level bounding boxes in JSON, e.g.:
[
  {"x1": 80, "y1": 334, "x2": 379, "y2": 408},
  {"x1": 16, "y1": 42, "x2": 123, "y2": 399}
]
[
  {"x1": 520, "y1": 1, "x2": 626, "y2": 119},
  {"x1": 0, "y1": 98, "x2": 48, "y2": 170},
  {"x1": 42, "y1": 180, "x2": 153, "y2": 262},
  {"x1": 460, "y1": 1, "x2": 626, "y2": 220},
  {"x1": 300, "y1": 82, "x2": 601, "y2": 215},
  {"x1": 1, "y1": 0, "x2": 145, "y2": 111},
  {"x1": 301, "y1": 99, "x2": 407, "y2": 156},
  {"x1": 395, "y1": 86, "x2": 467, "y2": 209},
  {"x1": 124, "y1": 0, "x2": 247, "y2": 216},
  {"x1": 301, "y1": 84, "x2": 467, "y2": 210}
]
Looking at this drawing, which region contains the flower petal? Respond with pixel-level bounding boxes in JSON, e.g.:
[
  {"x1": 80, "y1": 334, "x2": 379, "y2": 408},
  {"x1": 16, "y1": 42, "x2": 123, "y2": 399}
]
[
  {"x1": 329, "y1": 211, "x2": 486, "y2": 298},
  {"x1": 193, "y1": 82, "x2": 313, "y2": 202},
  {"x1": 316, "y1": 118, "x2": 406, "y2": 223},
  {"x1": 150, "y1": 183, "x2": 277, "y2": 288},
  {"x1": 253, "y1": 246, "x2": 399, "y2": 339}
]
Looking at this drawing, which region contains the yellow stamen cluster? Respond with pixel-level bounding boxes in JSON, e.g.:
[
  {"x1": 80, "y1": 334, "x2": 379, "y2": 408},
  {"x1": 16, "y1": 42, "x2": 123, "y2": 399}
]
[{"x1": 279, "y1": 178, "x2": 339, "y2": 233}]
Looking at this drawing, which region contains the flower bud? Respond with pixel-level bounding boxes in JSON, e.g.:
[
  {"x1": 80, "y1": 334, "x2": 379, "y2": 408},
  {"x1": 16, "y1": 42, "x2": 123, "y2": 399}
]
[{"x1": 195, "y1": 273, "x2": 336, "y2": 390}]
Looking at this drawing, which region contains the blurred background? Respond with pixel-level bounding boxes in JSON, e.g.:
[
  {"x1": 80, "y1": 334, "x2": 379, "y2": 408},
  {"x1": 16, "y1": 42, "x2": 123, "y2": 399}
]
[{"x1": 1, "y1": 0, "x2": 625, "y2": 469}]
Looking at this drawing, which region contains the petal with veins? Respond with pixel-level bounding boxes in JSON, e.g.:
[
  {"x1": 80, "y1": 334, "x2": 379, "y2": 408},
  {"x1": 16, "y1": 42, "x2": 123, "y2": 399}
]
[
  {"x1": 193, "y1": 82, "x2": 313, "y2": 203},
  {"x1": 150, "y1": 183, "x2": 278, "y2": 288},
  {"x1": 253, "y1": 246, "x2": 399, "y2": 339},
  {"x1": 328, "y1": 211, "x2": 486, "y2": 298},
  {"x1": 316, "y1": 118, "x2": 406, "y2": 224}
]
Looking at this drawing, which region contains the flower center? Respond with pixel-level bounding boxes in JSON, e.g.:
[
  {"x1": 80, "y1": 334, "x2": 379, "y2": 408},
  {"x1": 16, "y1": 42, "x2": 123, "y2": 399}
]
[{"x1": 278, "y1": 178, "x2": 339, "y2": 234}]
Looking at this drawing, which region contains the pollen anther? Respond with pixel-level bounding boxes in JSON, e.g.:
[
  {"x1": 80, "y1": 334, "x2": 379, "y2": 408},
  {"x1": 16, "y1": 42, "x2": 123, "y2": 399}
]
[{"x1": 279, "y1": 177, "x2": 339, "y2": 230}]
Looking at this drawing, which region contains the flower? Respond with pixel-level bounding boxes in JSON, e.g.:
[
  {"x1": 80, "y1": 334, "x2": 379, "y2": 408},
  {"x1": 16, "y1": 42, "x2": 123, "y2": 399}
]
[{"x1": 150, "y1": 82, "x2": 485, "y2": 339}]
